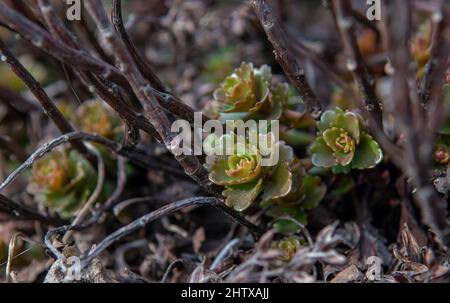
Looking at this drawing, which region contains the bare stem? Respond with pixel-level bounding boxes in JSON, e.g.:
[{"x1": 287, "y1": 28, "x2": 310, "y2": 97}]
[
  {"x1": 0, "y1": 39, "x2": 92, "y2": 159},
  {"x1": 250, "y1": 0, "x2": 322, "y2": 118},
  {"x1": 332, "y1": 0, "x2": 383, "y2": 128}
]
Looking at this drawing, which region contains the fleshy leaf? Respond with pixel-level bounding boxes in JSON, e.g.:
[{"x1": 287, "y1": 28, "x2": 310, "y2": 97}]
[
  {"x1": 272, "y1": 210, "x2": 308, "y2": 234},
  {"x1": 351, "y1": 133, "x2": 383, "y2": 169},
  {"x1": 317, "y1": 108, "x2": 342, "y2": 132},
  {"x1": 334, "y1": 150, "x2": 354, "y2": 167},
  {"x1": 223, "y1": 179, "x2": 263, "y2": 211},
  {"x1": 335, "y1": 112, "x2": 360, "y2": 143},
  {"x1": 261, "y1": 161, "x2": 292, "y2": 201},
  {"x1": 310, "y1": 137, "x2": 336, "y2": 168},
  {"x1": 208, "y1": 156, "x2": 259, "y2": 185},
  {"x1": 29, "y1": 149, "x2": 96, "y2": 218}
]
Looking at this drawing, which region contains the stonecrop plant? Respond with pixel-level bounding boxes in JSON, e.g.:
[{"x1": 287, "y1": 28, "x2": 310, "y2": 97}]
[
  {"x1": 272, "y1": 236, "x2": 301, "y2": 262},
  {"x1": 310, "y1": 108, "x2": 383, "y2": 174},
  {"x1": 75, "y1": 100, "x2": 123, "y2": 142},
  {"x1": 205, "y1": 127, "x2": 326, "y2": 232},
  {"x1": 204, "y1": 61, "x2": 384, "y2": 231},
  {"x1": 28, "y1": 149, "x2": 96, "y2": 218},
  {"x1": 212, "y1": 62, "x2": 288, "y2": 121},
  {"x1": 206, "y1": 131, "x2": 293, "y2": 211}
]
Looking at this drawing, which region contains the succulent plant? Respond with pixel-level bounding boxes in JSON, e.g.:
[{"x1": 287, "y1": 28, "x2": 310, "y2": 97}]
[
  {"x1": 310, "y1": 108, "x2": 383, "y2": 174},
  {"x1": 434, "y1": 144, "x2": 450, "y2": 166},
  {"x1": 273, "y1": 236, "x2": 301, "y2": 262},
  {"x1": 212, "y1": 62, "x2": 287, "y2": 121},
  {"x1": 433, "y1": 134, "x2": 450, "y2": 166},
  {"x1": 206, "y1": 131, "x2": 294, "y2": 211},
  {"x1": 28, "y1": 148, "x2": 96, "y2": 218},
  {"x1": 75, "y1": 100, "x2": 123, "y2": 141}
]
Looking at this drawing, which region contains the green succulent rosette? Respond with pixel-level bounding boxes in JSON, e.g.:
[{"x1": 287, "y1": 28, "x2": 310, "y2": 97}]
[
  {"x1": 310, "y1": 108, "x2": 383, "y2": 174},
  {"x1": 213, "y1": 62, "x2": 287, "y2": 121},
  {"x1": 272, "y1": 236, "x2": 301, "y2": 262},
  {"x1": 28, "y1": 149, "x2": 97, "y2": 218},
  {"x1": 433, "y1": 135, "x2": 450, "y2": 166},
  {"x1": 75, "y1": 100, "x2": 123, "y2": 142},
  {"x1": 205, "y1": 132, "x2": 294, "y2": 212}
]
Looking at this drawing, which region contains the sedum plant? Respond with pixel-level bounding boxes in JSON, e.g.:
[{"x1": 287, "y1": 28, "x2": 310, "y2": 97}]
[
  {"x1": 75, "y1": 100, "x2": 123, "y2": 142},
  {"x1": 310, "y1": 108, "x2": 383, "y2": 174},
  {"x1": 206, "y1": 131, "x2": 294, "y2": 211},
  {"x1": 433, "y1": 135, "x2": 450, "y2": 167},
  {"x1": 212, "y1": 62, "x2": 288, "y2": 121},
  {"x1": 28, "y1": 148, "x2": 96, "y2": 218},
  {"x1": 205, "y1": 131, "x2": 326, "y2": 227},
  {"x1": 272, "y1": 236, "x2": 301, "y2": 262},
  {"x1": 434, "y1": 143, "x2": 450, "y2": 166}
]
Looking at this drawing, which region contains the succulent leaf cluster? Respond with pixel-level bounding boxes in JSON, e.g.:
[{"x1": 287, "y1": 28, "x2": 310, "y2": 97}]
[
  {"x1": 310, "y1": 108, "x2": 383, "y2": 174},
  {"x1": 29, "y1": 149, "x2": 96, "y2": 218},
  {"x1": 206, "y1": 131, "x2": 294, "y2": 212},
  {"x1": 75, "y1": 100, "x2": 123, "y2": 142},
  {"x1": 206, "y1": 130, "x2": 326, "y2": 231},
  {"x1": 272, "y1": 236, "x2": 301, "y2": 262},
  {"x1": 212, "y1": 62, "x2": 288, "y2": 121}
]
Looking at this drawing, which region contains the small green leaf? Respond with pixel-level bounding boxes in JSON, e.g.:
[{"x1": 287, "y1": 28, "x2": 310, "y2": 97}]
[
  {"x1": 335, "y1": 112, "x2": 360, "y2": 143},
  {"x1": 351, "y1": 133, "x2": 383, "y2": 169},
  {"x1": 310, "y1": 137, "x2": 336, "y2": 168},
  {"x1": 223, "y1": 179, "x2": 264, "y2": 211}
]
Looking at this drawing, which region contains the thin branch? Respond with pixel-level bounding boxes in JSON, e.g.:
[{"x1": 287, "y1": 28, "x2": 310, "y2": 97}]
[
  {"x1": 62, "y1": 143, "x2": 105, "y2": 243},
  {"x1": 84, "y1": 0, "x2": 220, "y2": 196},
  {"x1": 389, "y1": 0, "x2": 449, "y2": 244},
  {"x1": 250, "y1": 0, "x2": 322, "y2": 118},
  {"x1": 0, "y1": 194, "x2": 60, "y2": 225},
  {"x1": 0, "y1": 39, "x2": 92, "y2": 159},
  {"x1": 0, "y1": 1, "x2": 127, "y2": 87},
  {"x1": 80, "y1": 197, "x2": 218, "y2": 269},
  {"x1": 3, "y1": 1, "x2": 209, "y2": 126},
  {"x1": 111, "y1": 0, "x2": 211, "y2": 124},
  {"x1": 0, "y1": 136, "x2": 27, "y2": 162},
  {"x1": 284, "y1": 29, "x2": 353, "y2": 94},
  {"x1": 421, "y1": 2, "x2": 450, "y2": 131},
  {"x1": 111, "y1": 0, "x2": 165, "y2": 91},
  {"x1": 349, "y1": 8, "x2": 381, "y2": 43},
  {"x1": 210, "y1": 238, "x2": 240, "y2": 271},
  {"x1": 332, "y1": 0, "x2": 383, "y2": 128},
  {"x1": 0, "y1": 132, "x2": 191, "y2": 193},
  {"x1": 35, "y1": 0, "x2": 159, "y2": 140},
  {"x1": 0, "y1": 84, "x2": 40, "y2": 113},
  {"x1": 418, "y1": 4, "x2": 450, "y2": 107}
]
